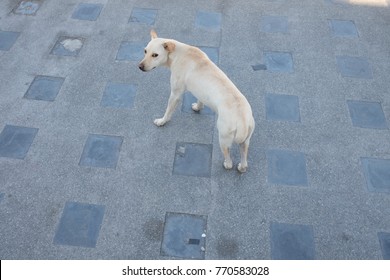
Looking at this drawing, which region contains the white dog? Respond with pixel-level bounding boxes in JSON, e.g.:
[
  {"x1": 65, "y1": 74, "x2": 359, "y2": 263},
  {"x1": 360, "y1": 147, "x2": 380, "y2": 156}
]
[{"x1": 139, "y1": 30, "x2": 255, "y2": 172}]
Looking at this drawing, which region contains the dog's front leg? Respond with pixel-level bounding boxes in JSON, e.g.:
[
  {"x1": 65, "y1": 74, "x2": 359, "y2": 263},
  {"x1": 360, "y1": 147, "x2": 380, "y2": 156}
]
[
  {"x1": 154, "y1": 89, "x2": 183, "y2": 126},
  {"x1": 191, "y1": 100, "x2": 204, "y2": 112}
]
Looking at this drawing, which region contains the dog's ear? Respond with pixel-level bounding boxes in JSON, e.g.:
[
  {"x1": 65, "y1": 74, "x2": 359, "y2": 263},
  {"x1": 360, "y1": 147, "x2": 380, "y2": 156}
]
[
  {"x1": 163, "y1": 41, "x2": 175, "y2": 53},
  {"x1": 150, "y1": 29, "x2": 158, "y2": 39}
]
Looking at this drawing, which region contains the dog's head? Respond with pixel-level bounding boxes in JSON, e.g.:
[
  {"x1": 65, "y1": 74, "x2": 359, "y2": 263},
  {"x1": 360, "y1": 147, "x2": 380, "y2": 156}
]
[{"x1": 138, "y1": 30, "x2": 175, "y2": 72}]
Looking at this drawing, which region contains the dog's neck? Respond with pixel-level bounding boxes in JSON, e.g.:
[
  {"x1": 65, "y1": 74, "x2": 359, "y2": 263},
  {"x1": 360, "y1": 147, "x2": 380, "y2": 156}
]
[
  {"x1": 164, "y1": 40, "x2": 184, "y2": 69},
  {"x1": 166, "y1": 53, "x2": 173, "y2": 68}
]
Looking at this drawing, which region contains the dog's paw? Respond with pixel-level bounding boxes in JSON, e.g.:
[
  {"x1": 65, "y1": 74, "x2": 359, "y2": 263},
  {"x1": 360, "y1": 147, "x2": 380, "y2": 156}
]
[
  {"x1": 154, "y1": 118, "x2": 166, "y2": 126},
  {"x1": 191, "y1": 103, "x2": 202, "y2": 112},
  {"x1": 237, "y1": 163, "x2": 247, "y2": 173},
  {"x1": 223, "y1": 160, "x2": 233, "y2": 170}
]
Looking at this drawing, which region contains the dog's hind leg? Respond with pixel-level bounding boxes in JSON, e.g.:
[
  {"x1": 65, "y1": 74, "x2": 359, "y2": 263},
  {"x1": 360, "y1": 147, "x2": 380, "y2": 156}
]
[
  {"x1": 221, "y1": 145, "x2": 233, "y2": 170},
  {"x1": 237, "y1": 139, "x2": 250, "y2": 173},
  {"x1": 219, "y1": 133, "x2": 234, "y2": 170},
  {"x1": 237, "y1": 122, "x2": 254, "y2": 173}
]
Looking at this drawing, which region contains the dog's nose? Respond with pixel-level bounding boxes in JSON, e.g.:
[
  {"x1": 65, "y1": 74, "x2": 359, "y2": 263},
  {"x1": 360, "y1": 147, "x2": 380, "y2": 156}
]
[{"x1": 138, "y1": 63, "x2": 145, "y2": 71}]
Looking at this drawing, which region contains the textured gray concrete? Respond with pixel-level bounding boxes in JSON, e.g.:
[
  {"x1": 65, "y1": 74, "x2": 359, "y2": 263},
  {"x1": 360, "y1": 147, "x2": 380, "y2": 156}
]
[{"x1": 0, "y1": 0, "x2": 390, "y2": 260}]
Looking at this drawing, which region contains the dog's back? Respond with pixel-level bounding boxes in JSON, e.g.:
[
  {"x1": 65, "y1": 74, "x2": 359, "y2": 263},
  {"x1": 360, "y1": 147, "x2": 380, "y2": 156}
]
[{"x1": 175, "y1": 43, "x2": 255, "y2": 144}]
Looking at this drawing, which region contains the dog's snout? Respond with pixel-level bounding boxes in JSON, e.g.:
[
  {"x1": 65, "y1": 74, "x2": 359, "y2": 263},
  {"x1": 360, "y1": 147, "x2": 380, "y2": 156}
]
[{"x1": 138, "y1": 63, "x2": 145, "y2": 71}]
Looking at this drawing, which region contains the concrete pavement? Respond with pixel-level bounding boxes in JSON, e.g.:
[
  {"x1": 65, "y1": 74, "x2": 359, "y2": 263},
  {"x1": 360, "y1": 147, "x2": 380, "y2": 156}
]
[{"x1": 0, "y1": 0, "x2": 390, "y2": 259}]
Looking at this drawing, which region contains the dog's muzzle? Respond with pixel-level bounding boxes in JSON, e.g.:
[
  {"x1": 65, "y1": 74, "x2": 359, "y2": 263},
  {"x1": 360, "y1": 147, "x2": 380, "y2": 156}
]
[{"x1": 138, "y1": 63, "x2": 146, "y2": 72}]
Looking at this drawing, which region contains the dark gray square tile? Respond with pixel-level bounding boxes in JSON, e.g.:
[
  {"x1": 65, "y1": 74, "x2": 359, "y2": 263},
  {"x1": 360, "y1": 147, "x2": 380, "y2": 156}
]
[
  {"x1": 266, "y1": 93, "x2": 300, "y2": 122},
  {"x1": 271, "y1": 222, "x2": 315, "y2": 260},
  {"x1": 79, "y1": 134, "x2": 123, "y2": 169},
  {"x1": 378, "y1": 232, "x2": 390, "y2": 260},
  {"x1": 173, "y1": 142, "x2": 212, "y2": 177},
  {"x1": 116, "y1": 41, "x2": 145, "y2": 61},
  {"x1": 0, "y1": 125, "x2": 38, "y2": 159},
  {"x1": 0, "y1": 31, "x2": 20, "y2": 51},
  {"x1": 261, "y1": 15, "x2": 289, "y2": 33},
  {"x1": 13, "y1": 1, "x2": 41, "y2": 15},
  {"x1": 71, "y1": 3, "x2": 103, "y2": 21},
  {"x1": 129, "y1": 8, "x2": 158, "y2": 25},
  {"x1": 267, "y1": 149, "x2": 308, "y2": 186},
  {"x1": 24, "y1": 76, "x2": 65, "y2": 101},
  {"x1": 101, "y1": 82, "x2": 137, "y2": 108},
  {"x1": 329, "y1": 19, "x2": 358, "y2": 37},
  {"x1": 54, "y1": 201, "x2": 105, "y2": 248},
  {"x1": 347, "y1": 100, "x2": 387, "y2": 129},
  {"x1": 195, "y1": 11, "x2": 222, "y2": 32},
  {"x1": 161, "y1": 212, "x2": 207, "y2": 259},
  {"x1": 252, "y1": 64, "x2": 267, "y2": 71},
  {"x1": 325, "y1": 0, "x2": 350, "y2": 5},
  {"x1": 51, "y1": 36, "x2": 84, "y2": 57},
  {"x1": 181, "y1": 92, "x2": 214, "y2": 115},
  {"x1": 336, "y1": 56, "x2": 373, "y2": 79},
  {"x1": 361, "y1": 158, "x2": 390, "y2": 193},
  {"x1": 199, "y1": 46, "x2": 219, "y2": 65},
  {"x1": 264, "y1": 52, "x2": 294, "y2": 73}
]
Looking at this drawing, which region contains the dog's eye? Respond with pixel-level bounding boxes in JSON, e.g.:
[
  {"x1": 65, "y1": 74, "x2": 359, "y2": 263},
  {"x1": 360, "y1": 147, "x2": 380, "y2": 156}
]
[
  {"x1": 144, "y1": 49, "x2": 147, "y2": 54},
  {"x1": 152, "y1": 53, "x2": 159, "y2": 58}
]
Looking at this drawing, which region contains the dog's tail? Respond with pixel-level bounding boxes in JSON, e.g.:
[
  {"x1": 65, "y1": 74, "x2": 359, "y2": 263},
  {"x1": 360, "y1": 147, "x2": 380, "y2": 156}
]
[
  {"x1": 244, "y1": 116, "x2": 255, "y2": 144},
  {"x1": 234, "y1": 114, "x2": 255, "y2": 144}
]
